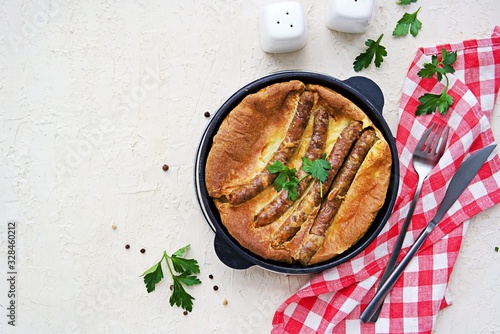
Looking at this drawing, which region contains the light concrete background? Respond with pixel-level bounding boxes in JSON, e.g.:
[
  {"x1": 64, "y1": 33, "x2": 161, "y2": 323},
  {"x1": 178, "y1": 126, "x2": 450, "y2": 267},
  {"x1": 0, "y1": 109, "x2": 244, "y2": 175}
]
[{"x1": 0, "y1": 1, "x2": 499, "y2": 333}]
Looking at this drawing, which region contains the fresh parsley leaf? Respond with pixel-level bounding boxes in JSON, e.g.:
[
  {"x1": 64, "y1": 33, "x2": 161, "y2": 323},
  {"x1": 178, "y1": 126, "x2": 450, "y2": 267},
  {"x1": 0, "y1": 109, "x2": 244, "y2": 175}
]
[
  {"x1": 302, "y1": 155, "x2": 331, "y2": 197},
  {"x1": 415, "y1": 91, "x2": 454, "y2": 116},
  {"x1": 268, "y1": 160, "x2": 299, "y2": 199},
  {"x1": 397, "y1": 0, "x2": 418, "y2": 5},
  {"x1": 495, "y1": 246, "x2": 499, "y2": 252},
  {"x1": 301, "y1": 157, "x2": 313, "y2": 173},
  {"x1": 170, "y1": 279, "x2": 195, "y2": 312},
  {"x1": 273, "y1": 172, "x2": 288, "y2": 192},
  {"x1": 284, "y1": 181, "x2": 299, "y2": 200},
  {"x1": 417, "y1": 48, "x2": 457, "y2": 80},
  {"x1": 418, "y1": 51, "x2": 456, "y2": 82},
  {"x1": 268, "y1": 160, "x2": 286, "y2": 174},
  {"x1": 415, "y1": 48, "x2": 457, "y2": 115},
  {"x1": 393, "y1": 7, "x2": 422, "y2": 37},
  {"x1": 142, "y1": 260, "x2": 164, "y2": 293},
  {"x1": 142, "y1": 245, "x2": 201, "y2": 312},
  {"x1": 268, "y1": 155, "x2": 332, "y2": 200},
  {"x1": 176, "y1": 271, "x2": 202, "y2": 286},
  {"x1": 302, "y1": 155, "x2": 331, "y2": 183},
  {"x1": 436, "y1": 92, "x2": 454, "y2": 114},
  {"x1": 268, "y1": 161, "x2": 296, "y2": 183},
  {"x1": 415, "y1": 93, "x2": 440, "y2": 115},
  {"x1": 418, "y1": 55, "x2": 441, "y2": 80},
  {"x1": 353, "y1": 34, "x2": 387, "y2": 72},
  {"x1": 441, "y1": 47, "x2": 457, "y2": 71},
  {"x1": 172, "y1": 244, "x2": 189, "y2": 257},
  {"x1": 171, "y1": 256, "x2": 200, "y2": 275},
  {"x1": 169, "y1": 271, "x2": 201, "y2": 312}
]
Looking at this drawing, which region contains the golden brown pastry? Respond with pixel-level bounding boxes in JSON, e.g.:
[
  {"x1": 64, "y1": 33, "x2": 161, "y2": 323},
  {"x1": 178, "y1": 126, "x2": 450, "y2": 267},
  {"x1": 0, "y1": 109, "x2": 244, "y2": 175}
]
[{"x1": 205, "y1": 80, "x2": 392, "y2": 266}]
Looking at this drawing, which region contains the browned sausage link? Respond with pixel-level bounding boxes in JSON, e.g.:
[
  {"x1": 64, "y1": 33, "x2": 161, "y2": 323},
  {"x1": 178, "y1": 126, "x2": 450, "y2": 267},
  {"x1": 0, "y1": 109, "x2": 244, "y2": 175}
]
[
  {"x1": 298, "y1": 128, "x2": 377, "y2": 265},
  {"x1": 270, "y1": 121, "x2": 362, "y2": 247},
  {"x1": 305, "y1": 107, "x2": 330, "y2": 160},
  {"x1": 255, "y1": 108, "x2": 329, "y2": 227},
  {"x1": 226, "y1": 91, "x2": 314, "y2": 206},
  {"x1": 297, "y1": 235, "x2": 323, "y2": 266},
  {"x1": 311, "y1": 128, "x2": 376, "y2": 236},
  {"x1": 315, "y1": 120, "x2": 364, "y2": 205},
  {"x1": 271, "y1": 196, "x2": 313, "y2": 248}
]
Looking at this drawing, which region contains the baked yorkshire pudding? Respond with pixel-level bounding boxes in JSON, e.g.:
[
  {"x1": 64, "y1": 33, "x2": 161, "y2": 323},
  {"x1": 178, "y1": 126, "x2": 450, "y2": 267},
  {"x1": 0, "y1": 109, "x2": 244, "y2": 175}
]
[{"x1": 204, "y1": 80, "x2": 392, "y2": 266}]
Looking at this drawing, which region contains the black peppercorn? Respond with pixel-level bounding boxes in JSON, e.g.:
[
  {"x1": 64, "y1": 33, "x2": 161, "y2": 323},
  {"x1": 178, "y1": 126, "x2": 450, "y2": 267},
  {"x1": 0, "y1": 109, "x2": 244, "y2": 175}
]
[
  {"x1": 162, "y1": 164, "x2": 169, "y2": 171},
  {"x1": 204, "y1": 111, "x2": 211, "y2": 118},
  {"x1": 125, "y1": 244, "x2": 130, "y2": 249},
  {"x1": 140, "y1": 248, "x2": 146, "y2": 253},
  {"x1": 213, "y1": 285, "x2": 218, "y2": 291}
]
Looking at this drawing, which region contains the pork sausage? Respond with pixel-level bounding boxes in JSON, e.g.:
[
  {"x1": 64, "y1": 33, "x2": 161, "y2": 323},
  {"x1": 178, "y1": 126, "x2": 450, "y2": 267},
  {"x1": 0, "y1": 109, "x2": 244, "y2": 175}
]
[
  {"x1": 226, "y1": 91, "x2": 314, "y2": 206},
  {"x1": 298, "y1": 128, "x2": 377, "y2": 265},
  {"x1": 255, "y1": 107, "x2": 329, "y2": 227},
  {"x1": 270, "y1": 121, "x2": 363, "y2": 247}
]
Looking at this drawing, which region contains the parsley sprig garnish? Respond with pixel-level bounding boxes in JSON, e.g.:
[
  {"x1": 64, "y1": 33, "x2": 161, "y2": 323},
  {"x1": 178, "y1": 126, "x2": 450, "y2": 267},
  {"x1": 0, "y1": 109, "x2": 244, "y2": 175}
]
[
  {"x1": 142, "y1": 244, "x2": 201, "y2": 312},
  {"x1": 393, "y1": 7, "x2": 422, "y2": 37},
  {"x1": 268, "y1": 155, "x2": 331, "y2": 200},
  {"x1": 353, "y1": 34, "x2": 387, "y2": 72},
  {"x1": 301, "y1": 154, "x2": 331, "y2": 197},
  {"x1": 268, "y1": 160, "x2": 300, "y2": 200},
  {"x1": 415, "y1": 48, "x2": 457, "y2": 115}
]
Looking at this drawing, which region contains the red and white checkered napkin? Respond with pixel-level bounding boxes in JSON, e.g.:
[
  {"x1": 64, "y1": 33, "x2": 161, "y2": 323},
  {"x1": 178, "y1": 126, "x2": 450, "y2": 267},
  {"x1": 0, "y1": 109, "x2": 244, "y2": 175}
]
[{"x1": 272, "y1": 26, "x2": 500, "y2": 334}]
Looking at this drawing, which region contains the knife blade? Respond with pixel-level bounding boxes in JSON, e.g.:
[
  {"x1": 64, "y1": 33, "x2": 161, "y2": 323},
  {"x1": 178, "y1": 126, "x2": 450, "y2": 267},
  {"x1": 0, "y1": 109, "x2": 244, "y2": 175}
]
[{"x1": 360, "y1": 144, "x2": 497, "y2": 323}]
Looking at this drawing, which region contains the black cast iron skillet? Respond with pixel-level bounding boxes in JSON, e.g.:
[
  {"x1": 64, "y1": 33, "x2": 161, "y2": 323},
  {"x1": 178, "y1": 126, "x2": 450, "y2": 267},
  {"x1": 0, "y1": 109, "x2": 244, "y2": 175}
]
[{"x1": 194, "y1": 71, "x2": 399, "y2": 274}]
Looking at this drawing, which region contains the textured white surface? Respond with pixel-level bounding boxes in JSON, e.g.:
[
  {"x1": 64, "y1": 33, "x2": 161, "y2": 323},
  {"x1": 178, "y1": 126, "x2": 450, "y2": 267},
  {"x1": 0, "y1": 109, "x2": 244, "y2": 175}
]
[{"x1": 0, "y1": 1, "x2": 499, "y2": 333}]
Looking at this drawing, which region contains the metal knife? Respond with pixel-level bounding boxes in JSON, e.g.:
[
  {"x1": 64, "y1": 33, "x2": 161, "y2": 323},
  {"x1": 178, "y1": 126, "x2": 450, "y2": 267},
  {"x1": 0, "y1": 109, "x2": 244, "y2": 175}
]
[{"x1": 360, "y1": 144, "x2": 497, "y2": 323}]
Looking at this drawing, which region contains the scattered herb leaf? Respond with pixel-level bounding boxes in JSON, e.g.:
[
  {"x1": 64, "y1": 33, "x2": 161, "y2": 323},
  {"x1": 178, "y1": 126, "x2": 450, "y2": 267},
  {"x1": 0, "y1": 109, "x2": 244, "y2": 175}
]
[
  {"x1": 353, "y1": 34, "x2": 387, "y2": 72},
  {"x1": 418, "y1": 48, "x2": 456, "y2": 82},
  {"x1": 495, "y1": 246, "x2": 499, "y2": 252},
  {"x1": 397, "y1": 0, "x2": 418, "y2": 5},
  {"x1": 393, "y1": 7, "x2": 422, "y2": 37},
  {"x1": 415, "y1": 48, "x2": 457, "y2": 115},
  {"x1": 142, "y1": 261, "x2": 164, "y2": 293},
  {"x1": 416, "y1": 92, "x2": 454, "y2": 115},
  {"x1": 142, "y1": 245, "x2": 201, "y2": 312}
]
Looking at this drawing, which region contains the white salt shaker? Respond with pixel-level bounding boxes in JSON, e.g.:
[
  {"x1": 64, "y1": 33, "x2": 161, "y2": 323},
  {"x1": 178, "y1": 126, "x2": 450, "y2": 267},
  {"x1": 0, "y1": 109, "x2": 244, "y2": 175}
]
[
  {"x1": 326, "y1": 0, "x2": 376, "y2": 34},
  {"x1": 259, "y1": 2, "x2": 307, "y2": 53}
]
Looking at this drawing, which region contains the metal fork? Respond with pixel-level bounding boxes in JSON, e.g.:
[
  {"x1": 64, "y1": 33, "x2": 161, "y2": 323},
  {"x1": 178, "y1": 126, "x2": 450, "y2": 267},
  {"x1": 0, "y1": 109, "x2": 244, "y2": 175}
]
[{"x1": 368, "y1": 122, "x2": 450, "y2": 322}]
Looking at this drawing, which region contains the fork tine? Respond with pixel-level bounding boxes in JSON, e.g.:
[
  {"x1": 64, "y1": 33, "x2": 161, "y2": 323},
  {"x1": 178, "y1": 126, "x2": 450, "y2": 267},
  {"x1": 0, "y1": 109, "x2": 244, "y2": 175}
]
[
  {"x1": 435, "y1": 126, "x2": 450, "y2": 156},
  {"x1": 415, "y1": 122, "x2": 436, "y2": 151},
  {"x1": 430, "y1": 125, "x2": 445, "y2": 155},
  {"x1": 426, "y1": 124, "x2": 441, "y2": 153}
]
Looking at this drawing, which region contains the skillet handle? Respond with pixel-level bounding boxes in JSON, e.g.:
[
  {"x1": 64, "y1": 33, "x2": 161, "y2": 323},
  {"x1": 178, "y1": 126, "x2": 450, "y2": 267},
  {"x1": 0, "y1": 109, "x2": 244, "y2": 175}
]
[
  {"x1": 214, "y1": 234, "x2": 254, "y2": 270},
  {"x1": 343, "y1": 76, "x2": 384, "y2": 114}
]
